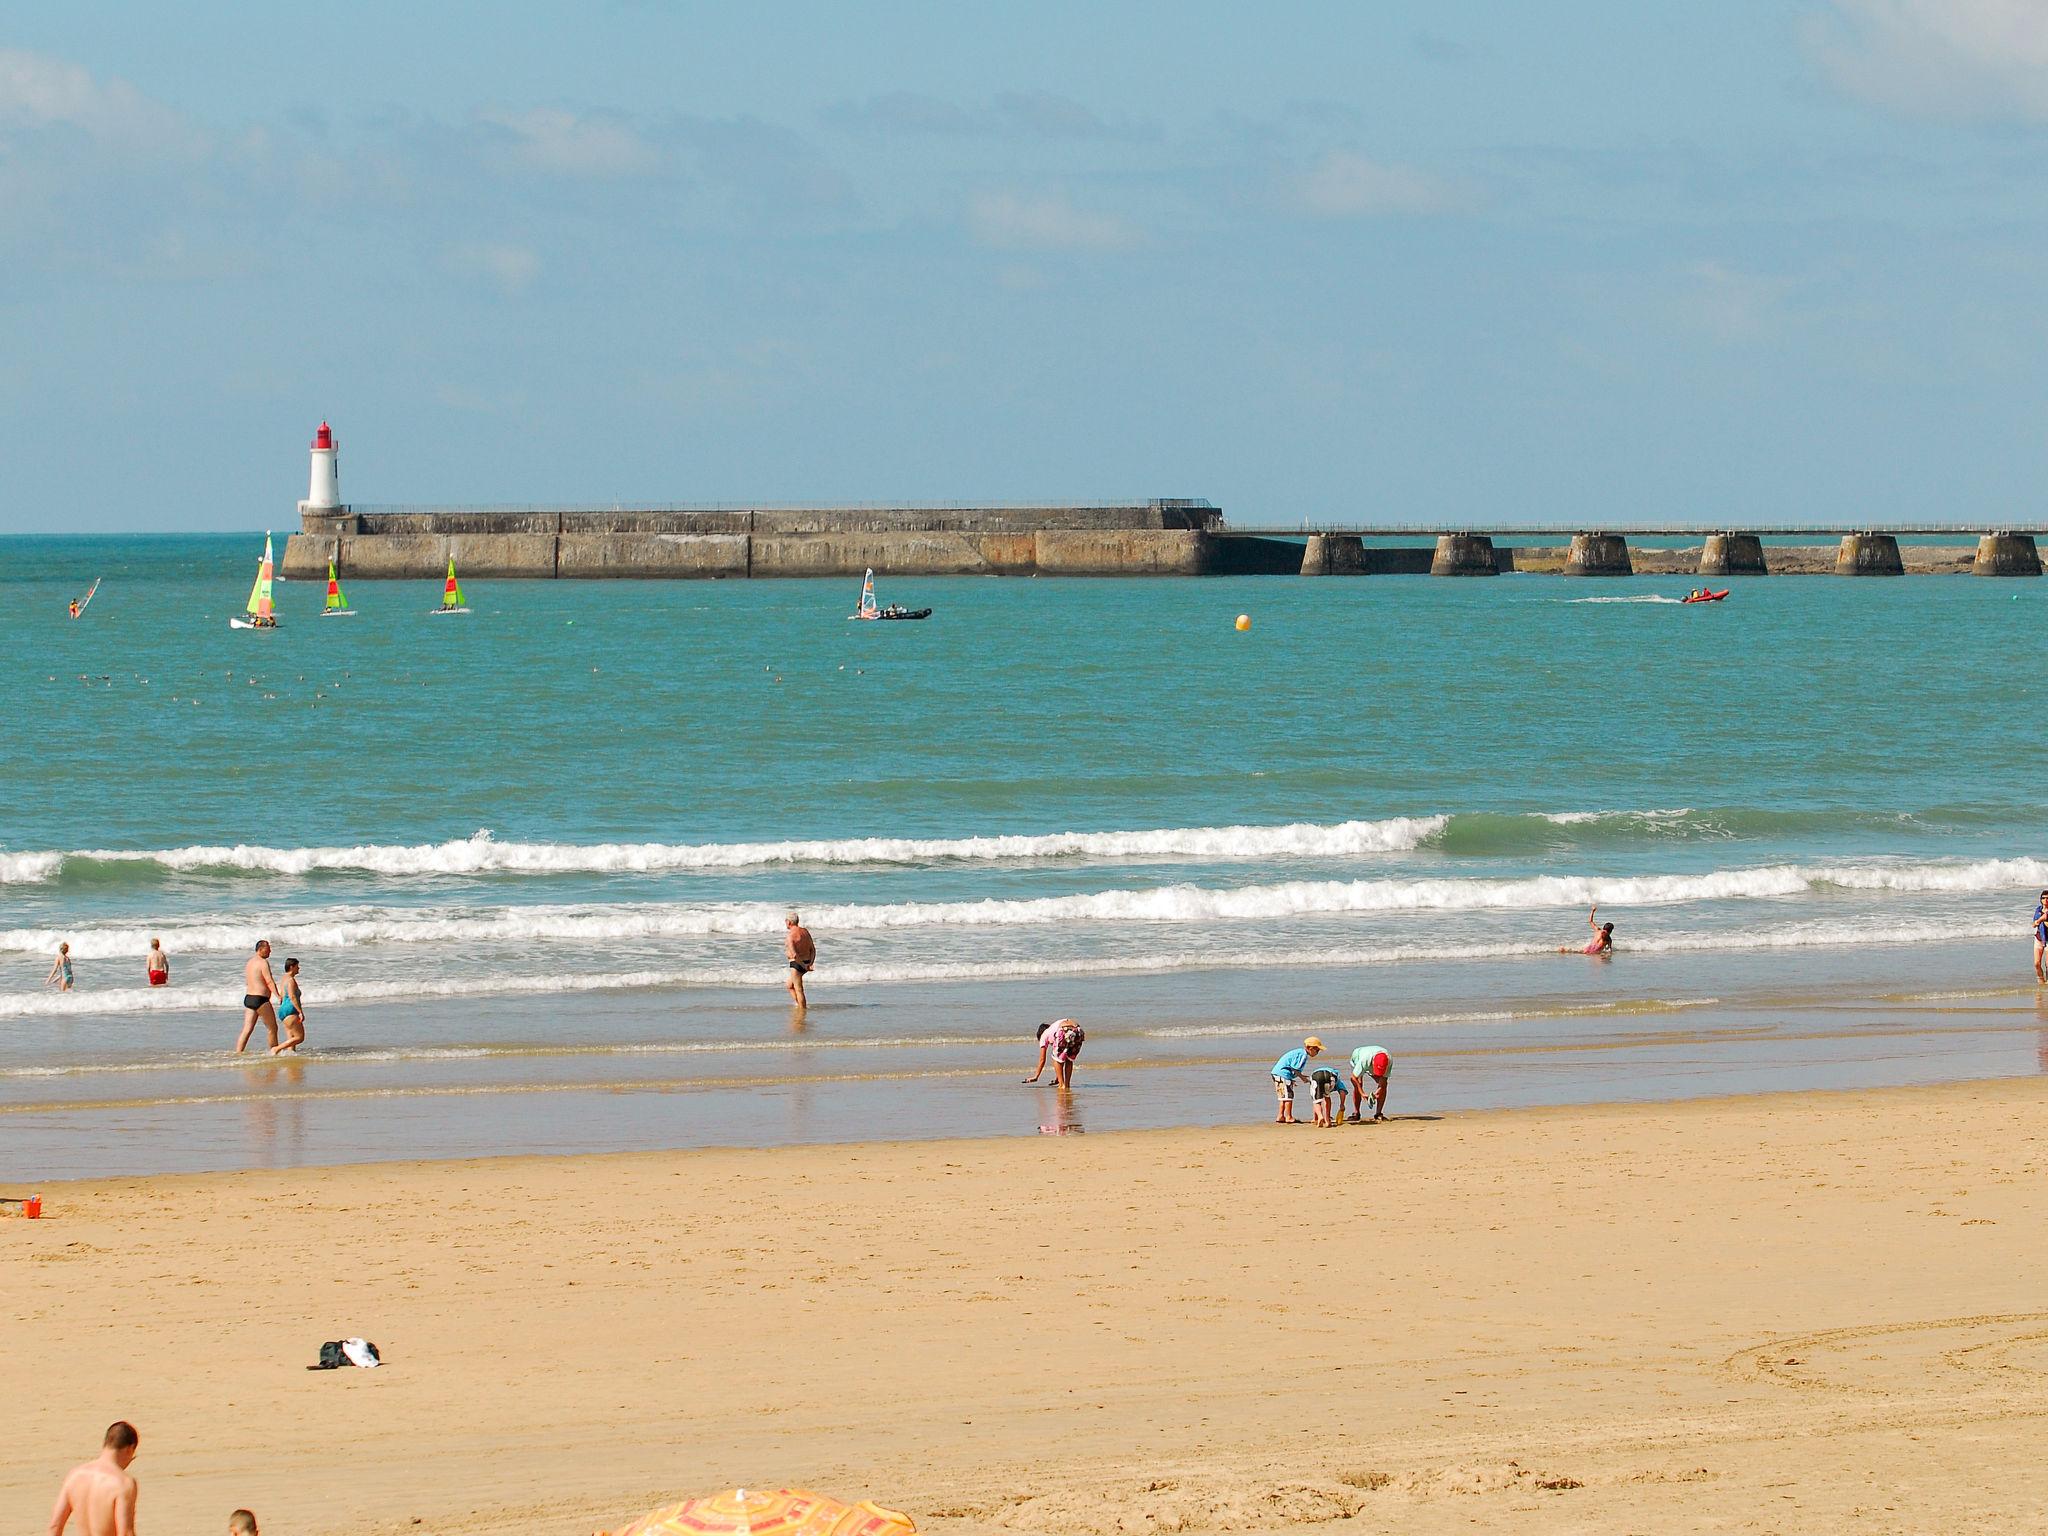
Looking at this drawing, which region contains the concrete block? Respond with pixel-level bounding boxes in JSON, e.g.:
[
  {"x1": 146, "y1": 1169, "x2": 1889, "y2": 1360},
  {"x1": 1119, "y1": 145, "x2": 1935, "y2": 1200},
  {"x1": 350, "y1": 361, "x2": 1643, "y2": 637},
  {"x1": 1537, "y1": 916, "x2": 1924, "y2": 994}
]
[
  {"x1": 1431, "y1": 534, "x2": 1498, "y2": 576},
  {"x1": 1835, "y1": 533, "x2": 1903, "y2": 576},
  {"x1": 1564, "y1": 533, "x2": 1633, "y2": 576},
  {"x1": 751, "y1": 533, "x2": 997, "y2": 577},
  {"x1": 1973, "y1": 533, "x2": 2042, "y2": 576},
  {"x1": 1300, "y1": 534, "x2": 1367, "y2": 574},
  {"x1": 1700, "y1": 534, "x2": 1768, "y2": 576}
]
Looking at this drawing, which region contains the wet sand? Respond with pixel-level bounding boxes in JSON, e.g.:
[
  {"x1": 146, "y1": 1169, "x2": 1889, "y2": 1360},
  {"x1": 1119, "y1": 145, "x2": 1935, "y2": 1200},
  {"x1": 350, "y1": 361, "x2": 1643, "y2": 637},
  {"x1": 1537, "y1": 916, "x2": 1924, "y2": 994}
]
[
  {"x1": 6, "y1": 938, "x2": 2047, "y2": 1177},
  {"x1": 7, "y1": 1076, "x2": 2048, "y2": 1535}
]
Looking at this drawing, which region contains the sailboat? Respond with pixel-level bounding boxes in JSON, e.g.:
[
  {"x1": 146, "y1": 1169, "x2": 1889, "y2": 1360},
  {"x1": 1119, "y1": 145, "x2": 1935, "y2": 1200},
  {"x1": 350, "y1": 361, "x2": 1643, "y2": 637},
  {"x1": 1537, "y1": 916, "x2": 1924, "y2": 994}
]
[
  {"x1": 848, "y1": 567, "x2": 930, "y2": 622},
  {"x1": 230, "y1": 533, "x2": 279, "y2": 629},
  {"x1": 68, "y1": 577, "x2": 101, "y2": 619},
  {"x1": 430, "y1": 555, "x2": 469, "y2": 616},
  {"x1": 321, "y1": 558, "x2": 354, "y2": 617}
]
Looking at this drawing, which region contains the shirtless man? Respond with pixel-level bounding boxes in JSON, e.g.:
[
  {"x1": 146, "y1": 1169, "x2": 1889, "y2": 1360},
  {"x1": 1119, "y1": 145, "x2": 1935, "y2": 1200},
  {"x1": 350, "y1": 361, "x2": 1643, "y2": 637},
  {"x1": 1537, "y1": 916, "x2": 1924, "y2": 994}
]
[
  {"x1": 783, "y1": 912, "x2": 816, "y2": 1009},
  {"x1": 236, "y1": 940, "x2": 279, "y2": 1053},
  {"x1": 48, "y1": 1421, "x2": 139, "y2": 1536}
]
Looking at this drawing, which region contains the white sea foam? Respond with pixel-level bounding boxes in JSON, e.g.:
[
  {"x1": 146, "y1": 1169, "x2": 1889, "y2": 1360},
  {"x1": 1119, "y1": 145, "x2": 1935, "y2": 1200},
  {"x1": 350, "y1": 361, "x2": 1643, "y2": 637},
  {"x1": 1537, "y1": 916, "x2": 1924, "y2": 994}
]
[
  {"x1": 4, "y1": 856, "x2": 2043, "y2": 961},
  {"x1": 0, "y1": 815, "x2": 1451, "y2": 884},
  {"x1": 0, "y1": 916, "x2": 2015, "y2": 1019},
  {"x1": 1565, "y1": 594, "x2": 1684, "y2": 605}
]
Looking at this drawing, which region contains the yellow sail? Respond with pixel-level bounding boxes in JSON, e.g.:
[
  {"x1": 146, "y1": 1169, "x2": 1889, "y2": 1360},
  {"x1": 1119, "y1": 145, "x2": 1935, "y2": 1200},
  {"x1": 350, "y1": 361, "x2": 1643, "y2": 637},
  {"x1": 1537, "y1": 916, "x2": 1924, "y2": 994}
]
[
  {"x1": 325, "y1": 559, "x2": 347, "y2": 611},
  {"x1": 442, "y1": 557, "x2": 465, "y2": 608},
  {"x1": 248, "y1": 534, "x2": 276, "y2": 621}
]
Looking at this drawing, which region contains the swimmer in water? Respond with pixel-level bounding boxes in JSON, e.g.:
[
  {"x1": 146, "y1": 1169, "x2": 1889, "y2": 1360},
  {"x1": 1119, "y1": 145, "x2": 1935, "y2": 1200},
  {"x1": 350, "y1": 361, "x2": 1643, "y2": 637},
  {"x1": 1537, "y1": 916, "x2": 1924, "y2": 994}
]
[
  {"x1": 271, "y1": 957, "x2": 305, "y2": 1054},
  {"x1": 46, "y1": 941, "x2": 74, "y2": 991},
  {"x1": 146, "y1": 937, "x2": 169, "y2": 988},
  {"x1": 1559, "y1": 905, "x2": 1614, "y2": 955}
]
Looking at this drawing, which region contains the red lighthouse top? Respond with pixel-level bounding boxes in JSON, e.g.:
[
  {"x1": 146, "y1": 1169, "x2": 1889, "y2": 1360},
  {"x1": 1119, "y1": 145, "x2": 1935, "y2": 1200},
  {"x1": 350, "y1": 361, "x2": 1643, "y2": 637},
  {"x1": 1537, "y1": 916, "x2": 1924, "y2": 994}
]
[{"x1": 312, "y1": 422, "x2": 333, "y2": 450}]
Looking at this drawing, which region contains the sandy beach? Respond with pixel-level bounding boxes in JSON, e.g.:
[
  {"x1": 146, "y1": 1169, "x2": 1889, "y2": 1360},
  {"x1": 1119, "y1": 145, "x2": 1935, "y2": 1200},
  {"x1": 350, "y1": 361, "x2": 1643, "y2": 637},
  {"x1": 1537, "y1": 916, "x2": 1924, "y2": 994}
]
[{"x1": 7, "y1": 1077, "x2": 2047, "y2": 1534}]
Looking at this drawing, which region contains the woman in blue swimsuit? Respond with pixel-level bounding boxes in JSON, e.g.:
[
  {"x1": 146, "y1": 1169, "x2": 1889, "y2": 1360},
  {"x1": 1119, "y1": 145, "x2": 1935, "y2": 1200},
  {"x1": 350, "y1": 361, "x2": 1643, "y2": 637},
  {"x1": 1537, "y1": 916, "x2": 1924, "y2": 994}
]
[
  {"x1": 273, "y1": 957, "x2": 306, "y2": 1054},
  {"x1": 2032, "y1": 892, "x2": 2047, "y2": 985}
]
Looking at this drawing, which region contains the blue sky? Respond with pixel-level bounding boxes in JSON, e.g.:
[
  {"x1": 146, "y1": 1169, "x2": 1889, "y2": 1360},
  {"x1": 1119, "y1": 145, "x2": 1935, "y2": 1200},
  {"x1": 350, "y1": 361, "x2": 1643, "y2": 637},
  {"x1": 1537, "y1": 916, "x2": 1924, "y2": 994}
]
[{"x1": 3, "y1": 1, "x2": 2047, "y2": 532}]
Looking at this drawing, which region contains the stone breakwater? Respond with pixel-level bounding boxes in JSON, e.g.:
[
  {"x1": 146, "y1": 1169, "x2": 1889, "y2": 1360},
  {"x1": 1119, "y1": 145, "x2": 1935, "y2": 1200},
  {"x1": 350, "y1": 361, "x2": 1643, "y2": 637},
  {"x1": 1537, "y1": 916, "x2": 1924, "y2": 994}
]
[
  {"x1": 281, "y1": 502, "x2": 1260, "y2": 580},
  {"x1": 283, "y1": 504, "x2": 2032, "y2": 580}
]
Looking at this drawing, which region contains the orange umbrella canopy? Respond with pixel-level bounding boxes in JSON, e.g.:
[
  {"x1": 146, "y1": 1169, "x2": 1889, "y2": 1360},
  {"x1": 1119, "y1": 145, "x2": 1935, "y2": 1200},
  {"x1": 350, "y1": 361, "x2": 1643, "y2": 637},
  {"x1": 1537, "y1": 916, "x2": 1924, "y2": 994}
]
[{"x1": 605, "y1": 1489, "x2": 915, "y2": 1536}]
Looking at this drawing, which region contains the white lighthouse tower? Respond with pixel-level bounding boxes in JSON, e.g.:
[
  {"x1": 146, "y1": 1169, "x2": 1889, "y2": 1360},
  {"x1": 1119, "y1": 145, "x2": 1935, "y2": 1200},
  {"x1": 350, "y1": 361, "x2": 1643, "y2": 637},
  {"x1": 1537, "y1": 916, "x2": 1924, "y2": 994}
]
[{"x1": 300, "y1": 421, "x2": 340, "y2": 514}]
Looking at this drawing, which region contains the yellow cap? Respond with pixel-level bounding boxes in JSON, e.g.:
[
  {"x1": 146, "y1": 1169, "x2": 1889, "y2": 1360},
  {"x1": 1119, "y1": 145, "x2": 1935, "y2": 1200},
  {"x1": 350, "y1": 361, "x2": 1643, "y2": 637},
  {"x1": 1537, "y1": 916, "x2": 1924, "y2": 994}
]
[{"x1": 1304, "y1": 1036, "x2": 1323, "y2": 1051}]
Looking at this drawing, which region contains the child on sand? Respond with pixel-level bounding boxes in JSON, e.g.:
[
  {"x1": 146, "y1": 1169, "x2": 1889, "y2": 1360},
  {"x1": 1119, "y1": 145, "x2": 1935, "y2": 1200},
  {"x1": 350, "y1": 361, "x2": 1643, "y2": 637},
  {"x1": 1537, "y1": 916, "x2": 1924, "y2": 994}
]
[
  {"x1": 230, "y1": 1512, "x2": 259, "y2": 1536},
  {"x1": 1271, "y1": 1037, "x2": 1323, "y2": 1124},
  {"x1": 1309, "y1": 1064, "x2": 1346, "y2": 1127},
  {"x1": 1024, "y1": 1018, "x2": 1085, "y2": 1088},
  {"x1": 1349, "y1": 1046, "x2": 1392, "y2": 1123},
  {"x1": 272, "y1": 958, "x2": 306, "y2": 1054}
]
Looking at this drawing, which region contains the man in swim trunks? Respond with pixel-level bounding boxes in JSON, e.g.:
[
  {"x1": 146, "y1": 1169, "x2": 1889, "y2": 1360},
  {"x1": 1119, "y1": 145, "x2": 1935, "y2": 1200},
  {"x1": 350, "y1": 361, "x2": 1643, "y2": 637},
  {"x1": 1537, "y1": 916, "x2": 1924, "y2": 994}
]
[
  {"x1": 146, "y1": 938, "x2": 169, "y2": 988},
  {"x1": 784, "y1": 912, "x2": 816, "y2": 1009},
  {"x1": 1271, "y1": 1037, "x2": 1323, "y2": 1124},
  {"x1": 2032, "y1": 891, "x2": 2047, "y2": 984},
  {"x1": 1559, "y1": 904, "x2": 1614, "y2": 955},
  {"x1": 236, "y1": 940, "x2": 279, "y2": 1053},
  {"x1": 48, "y1": 1421, "x2": 139, "y2": 1536},
  {"x1": 271, "y1": 958, "x2": 306, "y2": 1054},
  {"x1": 1349, "y1": 1046, "x2": 1392, "y2": 1122}
]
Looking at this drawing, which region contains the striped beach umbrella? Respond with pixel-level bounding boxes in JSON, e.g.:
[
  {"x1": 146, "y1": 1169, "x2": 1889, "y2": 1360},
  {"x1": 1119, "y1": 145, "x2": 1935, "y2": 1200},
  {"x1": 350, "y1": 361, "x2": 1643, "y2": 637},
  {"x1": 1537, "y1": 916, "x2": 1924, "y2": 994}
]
[{"x1": 603, "y1": 1489, "x2": 915, "y2": 1536}]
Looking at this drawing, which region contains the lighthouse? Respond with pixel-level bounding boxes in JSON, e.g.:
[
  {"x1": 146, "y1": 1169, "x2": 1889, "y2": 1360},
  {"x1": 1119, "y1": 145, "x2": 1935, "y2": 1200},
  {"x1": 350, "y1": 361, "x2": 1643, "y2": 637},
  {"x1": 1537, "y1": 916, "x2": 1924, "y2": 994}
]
[{"x1": 300, "y1": 421, "x2": 340, "y2": 513}]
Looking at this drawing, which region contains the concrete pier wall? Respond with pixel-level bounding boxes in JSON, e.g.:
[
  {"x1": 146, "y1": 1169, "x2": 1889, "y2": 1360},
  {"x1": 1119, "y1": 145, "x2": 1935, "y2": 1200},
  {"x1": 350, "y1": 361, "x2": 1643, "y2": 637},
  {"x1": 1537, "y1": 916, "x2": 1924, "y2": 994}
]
[{"x1": 283, "y1": 502, "x2": 1228, "y2": 581}]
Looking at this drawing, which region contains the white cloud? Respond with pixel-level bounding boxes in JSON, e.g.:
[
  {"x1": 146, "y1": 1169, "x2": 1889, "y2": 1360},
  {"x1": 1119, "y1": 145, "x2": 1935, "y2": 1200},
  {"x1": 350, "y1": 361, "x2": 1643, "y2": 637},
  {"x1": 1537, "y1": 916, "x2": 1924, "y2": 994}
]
[
  {"x1": 446, "y1": 241, "x2": 541, "y2": 296},
  {"x1": 1289, "y1": 150, "x2": 1457, "y2": 217},
  {"x1": 1679, "y1": 261, "x2": 1796, "y2": 343},
  {"x1": 477, "y1": 106, "x2": 661, "y2": 177},
  {"x1": 967, "y1": 190, "x2": 1139, "y2": 251},
  {"x1": 0, "y1": 47, "x2": 195, "y2": 150},
  {"x1": 1810, "y1": 0, "x2": 2048, "y2": 119}
]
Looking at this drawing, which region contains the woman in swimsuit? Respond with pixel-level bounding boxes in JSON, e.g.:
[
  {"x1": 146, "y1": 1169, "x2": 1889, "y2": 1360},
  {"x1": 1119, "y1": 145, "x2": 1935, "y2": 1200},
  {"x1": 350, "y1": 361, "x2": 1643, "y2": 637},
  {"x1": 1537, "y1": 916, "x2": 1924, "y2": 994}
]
[
  {"x1": 272, "y1": 958, "x2": 306, "y2": 1054},
  {"x1": 2031, "y1": 891, "x2": 2047, "y2": 984},
  {"x1": 46, "y1": 942, "x2": 74, "y2": 991},
  {"x1": 1559, "y1": 905, "x2": 1614, "y2": 955}
]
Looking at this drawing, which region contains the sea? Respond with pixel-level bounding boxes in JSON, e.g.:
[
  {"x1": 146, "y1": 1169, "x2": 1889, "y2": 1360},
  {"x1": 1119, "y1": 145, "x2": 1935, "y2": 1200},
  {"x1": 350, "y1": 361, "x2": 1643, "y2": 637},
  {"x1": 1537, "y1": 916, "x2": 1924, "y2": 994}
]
[{"x1": 5, "y1": 533, "x2": 2047, "y2": 1177}]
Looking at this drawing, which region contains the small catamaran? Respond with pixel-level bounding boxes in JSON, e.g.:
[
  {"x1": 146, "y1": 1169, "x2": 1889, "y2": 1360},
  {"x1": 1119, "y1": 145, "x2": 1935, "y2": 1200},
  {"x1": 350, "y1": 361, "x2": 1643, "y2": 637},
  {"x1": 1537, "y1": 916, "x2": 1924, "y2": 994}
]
[
  {"x1": 230, "y1": 533, "x2": 279, "y2": 629},
  {"x1": 848, "y1": 568, "x2": 931, "y2": 622},
  {"x1": 430, "y1": 556, "x2": 469, "y2": 616},
  {"x1": 68, "y1": 577, "x2": 101, "y2": 619},
  {"x1": 321, "y1": 558, "x2": 354, "y2": 617}
]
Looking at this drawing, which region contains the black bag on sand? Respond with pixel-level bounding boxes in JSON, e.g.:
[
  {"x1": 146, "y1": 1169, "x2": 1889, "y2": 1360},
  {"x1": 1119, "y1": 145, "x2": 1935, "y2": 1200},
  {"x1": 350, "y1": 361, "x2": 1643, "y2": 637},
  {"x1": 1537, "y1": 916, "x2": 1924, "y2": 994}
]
[{"x1": 311, "y1": 1341, "x2": 348, "y2": 1370}]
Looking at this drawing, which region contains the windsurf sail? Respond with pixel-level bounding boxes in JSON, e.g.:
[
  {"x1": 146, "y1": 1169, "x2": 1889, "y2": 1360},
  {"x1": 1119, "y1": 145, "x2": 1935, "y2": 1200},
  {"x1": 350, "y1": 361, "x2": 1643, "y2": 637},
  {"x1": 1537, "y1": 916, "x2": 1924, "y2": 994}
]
[
  {"x1": 246, "y1": 534, "x2": 276, "y2": 624},
  {"x1": 72, "y1": 577, "x2": 101, "y2": 617},
  {"x1": 854, "y1": 568, "x2": 878, "y2": 619},
  {"x1": 441, "y1": 556, "x2": 466, "y2": 610},
  {"x1": 325, "y1": 559, "x2": 349, "y2": 612}
]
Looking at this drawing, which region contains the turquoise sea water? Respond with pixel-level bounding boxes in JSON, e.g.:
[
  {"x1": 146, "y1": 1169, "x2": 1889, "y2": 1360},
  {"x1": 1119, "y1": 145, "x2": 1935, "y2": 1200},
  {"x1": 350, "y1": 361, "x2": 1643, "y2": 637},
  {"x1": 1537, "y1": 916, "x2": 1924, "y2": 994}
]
[{"x1": 4, "y1": 533, "x2": 2048, "y2": 1174}]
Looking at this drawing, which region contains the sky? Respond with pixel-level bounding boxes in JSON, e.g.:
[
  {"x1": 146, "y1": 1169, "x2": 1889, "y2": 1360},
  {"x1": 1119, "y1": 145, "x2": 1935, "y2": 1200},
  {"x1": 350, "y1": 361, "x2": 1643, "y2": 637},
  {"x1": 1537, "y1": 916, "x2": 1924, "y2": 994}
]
[{"x1": 3, "y1": 0, "x2": 2048, "y2": 532}]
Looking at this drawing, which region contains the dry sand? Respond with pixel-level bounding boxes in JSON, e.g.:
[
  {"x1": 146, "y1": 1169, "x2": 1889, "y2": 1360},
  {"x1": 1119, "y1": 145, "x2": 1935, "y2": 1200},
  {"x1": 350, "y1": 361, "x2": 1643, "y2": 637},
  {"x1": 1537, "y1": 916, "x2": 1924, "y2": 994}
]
[{"x1": 6, "y1": 1078, "x2": 2048, "y2": 1536}]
